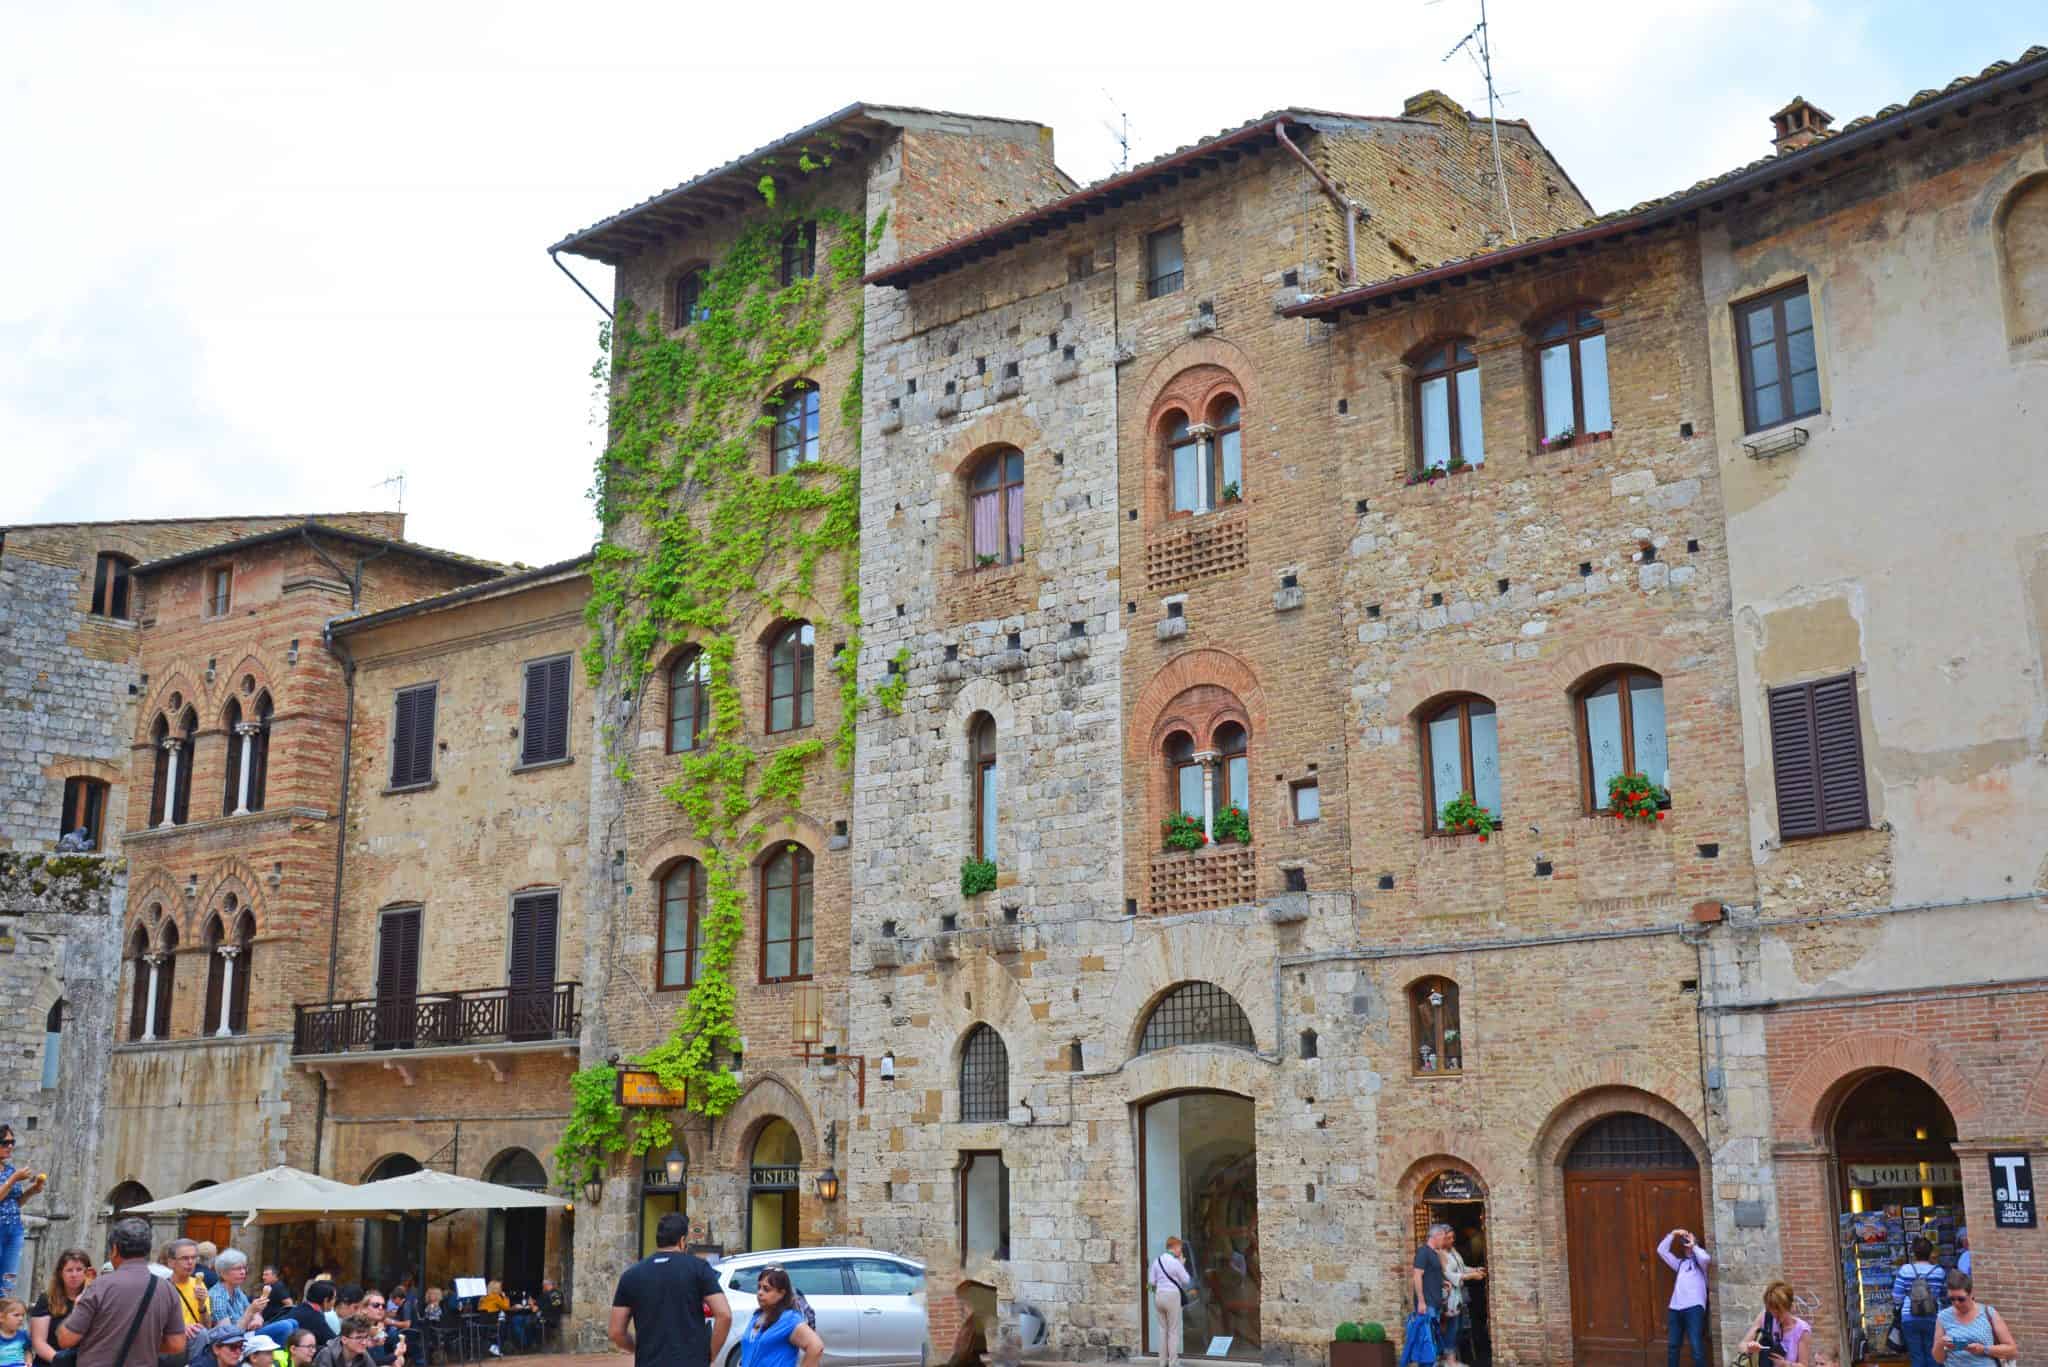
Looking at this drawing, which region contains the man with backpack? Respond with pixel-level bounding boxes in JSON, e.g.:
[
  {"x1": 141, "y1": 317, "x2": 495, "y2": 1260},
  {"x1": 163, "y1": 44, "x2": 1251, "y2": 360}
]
[{"x1": 1890, "y1": 1237, "x2": 1947, "y2": 1367}]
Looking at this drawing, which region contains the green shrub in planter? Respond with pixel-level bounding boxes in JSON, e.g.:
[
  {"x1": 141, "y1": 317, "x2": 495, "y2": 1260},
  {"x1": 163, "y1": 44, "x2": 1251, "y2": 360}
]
[
  {"x1": 960, "y1": 858, "x2": 998, "y2": 897},
  {"x1": 1334, "y1": 1324, "x2": 1363, "y2": 1343},
  {"x1": 1358, "y1": 1324, "x2": 1386, "y2": 1343}
]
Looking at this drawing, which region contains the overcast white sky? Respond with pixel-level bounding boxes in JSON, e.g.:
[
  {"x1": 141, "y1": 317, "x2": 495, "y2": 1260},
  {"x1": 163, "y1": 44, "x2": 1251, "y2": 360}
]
[{"x1": 4, "y1": 2, "x2": 2039, "y2": 565}]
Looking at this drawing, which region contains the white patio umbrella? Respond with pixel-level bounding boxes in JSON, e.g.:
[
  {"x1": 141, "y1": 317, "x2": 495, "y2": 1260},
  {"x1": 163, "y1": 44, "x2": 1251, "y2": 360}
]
[
  {"x1": 120, "y1": 1165, "x2": 386, "y2": 1228},
  {"x1": 342, "y1": 1169, "x2": 568, "y2": 1213}
]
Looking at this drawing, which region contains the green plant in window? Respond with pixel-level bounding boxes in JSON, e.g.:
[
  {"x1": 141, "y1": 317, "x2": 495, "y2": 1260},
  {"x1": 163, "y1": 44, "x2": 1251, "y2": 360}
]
[
  {"x1": 960, "y1": 857, "x2": 998, "y2": 898},
  {"x1": 1161, "y1": 811, "x2": 1207, "y2": 852},
  {"x1": 1212, "y1": 804, "x2": 1252, "y2": 845},
  {"x1": 1220, "y1": 481, "x2": 1241, "y2": 503},
  {"x1": 1607, "y1": 771, "x2": 1669, "y2": 823},
  {"x1": 1437, "y1": 792, "x2": 1495, "y2": 840}
]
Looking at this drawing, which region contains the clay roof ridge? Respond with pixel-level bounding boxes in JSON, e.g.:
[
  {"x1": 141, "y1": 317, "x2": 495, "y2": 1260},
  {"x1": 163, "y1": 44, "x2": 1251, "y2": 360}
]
[
  {"x1": 1284, "y1": 43, "x2": 2048, "y2": 316},
  {"x1": 1, "y1": 510, "x2": 399, "y2": 534},
  {"x1": 330, "y1": 554, "x2": 591, "y2": 633},
  {"x1": 131, "y1": 520, "x2": 507, "y2": 578}
]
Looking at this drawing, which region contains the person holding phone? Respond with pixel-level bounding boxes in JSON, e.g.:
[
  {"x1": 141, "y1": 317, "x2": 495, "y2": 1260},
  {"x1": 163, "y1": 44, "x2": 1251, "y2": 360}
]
[
  {"x1": 1933, "y1": 1272, "x2": 2018, "y2": 1364},
  {"x1": 0, "y1": 1129, "x2": 47, "y2": 1299},
  {"x1": 1739, "y1": 1281, "x2": 1812, "y2": 1367}
]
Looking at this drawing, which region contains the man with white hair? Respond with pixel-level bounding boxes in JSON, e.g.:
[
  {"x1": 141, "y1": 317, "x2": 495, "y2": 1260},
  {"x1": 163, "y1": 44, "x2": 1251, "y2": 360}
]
[
  {"x1": 1411, "y1": 1223, "x2": 1453, "y2": 1336},
  {"x1": 210, "y1": 1251, "x2": 272, "y2": 1332}
]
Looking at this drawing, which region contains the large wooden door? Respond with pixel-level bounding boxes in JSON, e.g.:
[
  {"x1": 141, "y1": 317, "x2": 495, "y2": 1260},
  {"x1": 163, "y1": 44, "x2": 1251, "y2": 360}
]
[{"x1": 1563, "y1": 1114, "x2": 1706, "y2": 1367}]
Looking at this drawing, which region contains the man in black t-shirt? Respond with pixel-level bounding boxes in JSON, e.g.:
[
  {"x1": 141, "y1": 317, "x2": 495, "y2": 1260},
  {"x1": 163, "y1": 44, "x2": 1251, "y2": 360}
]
[
  {"x1": 1411, "y1": 1223, "x2": 1450, "y2": 1321},
  {"x1": 609, "y1": 1215, "x2": 730, "y2": 1367},
  {"x1": 284, "y1": 1283, "x2": 338, "y2": 1347}
]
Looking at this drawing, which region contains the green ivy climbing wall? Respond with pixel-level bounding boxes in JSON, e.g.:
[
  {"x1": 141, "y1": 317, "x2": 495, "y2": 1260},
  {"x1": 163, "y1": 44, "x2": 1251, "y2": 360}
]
[{"x1": 554, "y1": 163, "x2": 891, "y2": 1188}]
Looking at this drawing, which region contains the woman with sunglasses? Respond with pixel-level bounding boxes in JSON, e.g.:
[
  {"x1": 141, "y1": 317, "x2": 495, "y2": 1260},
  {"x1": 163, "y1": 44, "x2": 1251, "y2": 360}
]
[
  {"x1": 739, "y1": 1270, "x2": 821, "y2": 1367},
  {"x1": 0, "y1": 1129, "x2": 46, "y2": 1299},
  {"x1": 1934, "y1": 1272, "x2": 2018, "y2": 1363}
]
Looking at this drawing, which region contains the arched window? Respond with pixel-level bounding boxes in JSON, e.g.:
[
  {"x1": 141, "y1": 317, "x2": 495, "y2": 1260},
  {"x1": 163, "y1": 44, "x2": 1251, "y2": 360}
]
[
  {"x1": 1420, "y1": 695, "x2": 1501, "y2": 833},
  {"x1": 1214, "y1": 721, "x2": 1249, "y2": 831},
  {"x1": 1413, "y1": 339, "x2": 1483, "y2": 471},
  {"x1": 1576, "y1": 668, "x2": 1668, "y2": 812},
  {"x1": 668, "y1": 649, "x2": 709, "y2": 753},
  {"x1": 203, "y1": 898, "x2": 251, "y2": 1037},
  {"x1": 152, "y1": 708, "x2": 196, "y2": 827},
  {"x1": 967, "y1": 448, "x2": 1026, "y2": 567},
  {"x1": 1137, "y1": 981, "x2": 1256, "y2": 1054},
  {"x1": 779, "y1": 222, "x2": 816, "y2": 286},
  {"x1": 230, "y1": 910, "x2": 254, "y2": 1034},
  {"x1": 770, "y1": 383, "x2": 821, "y2": 473},
  {"x1": 1535, "y1": 307, "x2": 1611, "y2": 444},
  {"x1": 673, "y1": 267, "x2": 711, "y2": 328},
  {"x1": 59, "y1": 776, "x2": 107, "y2": 850},
  {"x1": 2002, "y1": 175, "x2": 2048, "y2": 346},
  {"x1": 1410, "y1": 977, "x2": 1462, "y2": 1074},
  {"x1": 658, "y1": 860, "x2": 705, "y2": 990},
  {"x1": 244, "y1": 694, "x2": 272, "y2": 813},
  {"x1": 1165, "y1": 733, "x2": 1202, "y2": 821},
  {"x1": 42, "y1": 1000, "x2": 63, "y2": 1089},
  {"x1": 127, "y1": 926, "x2": 151, "y2": 1041},
  {"x1": 222, "y1": 699, "x2": 244, "y2": 816},
  {"x1": 959, "y1": 1024, "x2": 1009, "y2": 1122},
  {"x1": 1165, "y1": 396, "x2": 1245, "y2": 516},
  {"x1": 153, "y1": 920, "x2": 178, "y2": 1039},
  {"x1": 91, "y1": 552, "x2": 134, "y2": 619},
  {"x1": 203, "y1": 914, "x2": 228, "y2": 1035},
  {"x1": 759, "y1": 845, "x2": 813, "y2": 984},
  {"x1": 970, "y1": 714, "x2": 998, "y2": 862},
  {"x1": 766, "y1": 622, "x2": 815, "y2": 733}
]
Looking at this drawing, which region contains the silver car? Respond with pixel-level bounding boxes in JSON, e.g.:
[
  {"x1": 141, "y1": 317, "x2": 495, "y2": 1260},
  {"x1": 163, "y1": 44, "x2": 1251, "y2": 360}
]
[{"x1": 711, "y1": 1247, "x2": 928, "y2": 1367}]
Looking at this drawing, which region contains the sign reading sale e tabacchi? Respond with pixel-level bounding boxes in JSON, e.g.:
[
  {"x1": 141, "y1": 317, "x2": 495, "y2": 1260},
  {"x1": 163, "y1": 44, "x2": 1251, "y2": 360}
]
[{"x1": 1990, "y1": 1152, "x2": 2036, "y2": 1229}]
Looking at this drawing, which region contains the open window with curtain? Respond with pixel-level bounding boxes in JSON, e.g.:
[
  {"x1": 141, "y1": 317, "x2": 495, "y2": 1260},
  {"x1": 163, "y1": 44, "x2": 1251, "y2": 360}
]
[
  {"x1": 967, "y1": 448, "x2": 1025, "y2": 567},
  {"x1": 1576, "y1": 668, "x2": 1668, "y2": 811},
  {"x1": 1420, "y1": 695, "x2": 1501, "y2": 833},
  {"x1": 970, "y1": 714, "x2": 998, "y2": 862}
]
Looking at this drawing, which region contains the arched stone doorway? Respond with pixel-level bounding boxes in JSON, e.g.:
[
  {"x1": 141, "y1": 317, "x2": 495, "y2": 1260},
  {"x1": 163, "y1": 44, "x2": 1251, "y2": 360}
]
[
  {"x1": 1829, "y1": 1071, "x2": 1963, "y2": 1365},
  {"x1": 1562, "y1": 1113, "x2": 1704, "y2": 1366},
  {"x1": 362, "y1": 1154, "x2": 424, "y2": 1290},
  {"x1": 1138, "y1": 1091, "x2": 1261, "y2": 1361},
  {"x1": 485, "y1": 1149, "x2": 548, "y2": 1293},
  {"x1": 747, "y1": 1119, "x2": 802, "y2": 1252},
  {"x1": 1412, "y1": 1168, "x2": 1489, "y2": 1365}
]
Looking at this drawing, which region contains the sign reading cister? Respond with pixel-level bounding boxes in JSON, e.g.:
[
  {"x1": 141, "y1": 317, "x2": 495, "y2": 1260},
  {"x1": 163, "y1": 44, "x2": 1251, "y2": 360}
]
[{"x1": 618, "y1": 1069, "x2": 687, "y2": 1108}]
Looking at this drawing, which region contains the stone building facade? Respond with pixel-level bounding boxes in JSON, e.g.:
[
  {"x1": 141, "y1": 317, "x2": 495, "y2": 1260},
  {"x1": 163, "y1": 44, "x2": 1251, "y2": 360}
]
[
  {"x1": 1687, "y1": 58, "x2": 2048, "y2": 1364},
  {"x1": 553, "y1": 104, "x2": 1073, "y2": 1325},
  {"x1": 103, "y1": 522, "x2": 494, "y2": 1269},
  {"x1": 308, "y1": 560, "x2": 592, "y2": 1293}
]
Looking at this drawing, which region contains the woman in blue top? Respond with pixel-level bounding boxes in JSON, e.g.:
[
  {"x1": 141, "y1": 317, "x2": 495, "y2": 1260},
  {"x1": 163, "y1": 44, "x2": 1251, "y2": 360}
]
[
  {"x1": 740, "y1": 1270, "x2": 823, "y2": 1367},
  {"x1": 0, "y1": 1128, "x2": 47, "y2": 1300},
  {"x1": 1934, "y1": 1272, "x2": 2018, "y2": 1364}
]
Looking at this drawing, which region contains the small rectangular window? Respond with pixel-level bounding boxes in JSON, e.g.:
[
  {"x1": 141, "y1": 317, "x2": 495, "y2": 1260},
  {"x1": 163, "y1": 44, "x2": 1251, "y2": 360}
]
[
  {"x1": 206, "y1": 566, "x2": 232, "y2": 617},
  {"x1": 959, "y1": 1152, "x2": 1011, "y2": 1262},
  {"x1": 1735, "y1": 282, "x2": 1822, "y2": 433},
  {"x1": 521, "y1": 655, "x2": 572, "y2": 765},
  {"x1": 780, "y1": 222, "x2": 816, "y2": 286},
  {"x1": 91, "y1": 554, "x2": 133, "y2": 619},
  {"x1": 1768, "y1": 673, "x2": 1869, "y2": 838},
  {"x1": 1291, "y1": 779, "x2": 1320, "y2": 824},
  {"x1": 60, "y1": 777, "x2": 107, "y2": 850},
  {"x1": 389, "y1": 683, "x2": 437, "y2": 789},
  {"x1": 1145, "y1": 226, "x2": 1185, "y2": 299}
]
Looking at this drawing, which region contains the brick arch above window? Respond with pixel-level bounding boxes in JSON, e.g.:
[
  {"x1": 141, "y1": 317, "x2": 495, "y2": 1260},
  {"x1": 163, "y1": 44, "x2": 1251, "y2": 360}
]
[
  {"x1": 1130, "y1": 336, "x2": 1262, "y2": 432},
  {"x1": 1387, "y1": 664, "x2": 1515, "y2": 728},
  {"x1": 1128, "y1": 648, "x2": 1267, "y2": 768},
  {"x1": 1545, "y1": 635, "x2": 1680, "y2": 695},
  {"x1": 134, "y1": 673, "x2": 206, "y2": 746}
]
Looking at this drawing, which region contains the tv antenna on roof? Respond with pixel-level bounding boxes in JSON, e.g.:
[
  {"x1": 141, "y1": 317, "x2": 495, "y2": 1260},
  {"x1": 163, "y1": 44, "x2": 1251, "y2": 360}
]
[
  {"x1": 1444, "y1": 0, "x2": 1518, "y2": 240},
  {"x1": 1101, "y1": 90, "x2": 1133, "y2": 176},
  {"x1": 373, "y1": 471, "x2": 406, "y2": 512}
]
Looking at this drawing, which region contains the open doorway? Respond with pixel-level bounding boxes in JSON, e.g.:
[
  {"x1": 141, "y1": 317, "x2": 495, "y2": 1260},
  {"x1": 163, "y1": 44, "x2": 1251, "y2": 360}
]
[
  {"x1": 1414, "y1": 1170, "x2": 1489, "y2": 1366},
  {"x1": 1139, "y1": 1092, "x2": 1261, "y2": 1362}
]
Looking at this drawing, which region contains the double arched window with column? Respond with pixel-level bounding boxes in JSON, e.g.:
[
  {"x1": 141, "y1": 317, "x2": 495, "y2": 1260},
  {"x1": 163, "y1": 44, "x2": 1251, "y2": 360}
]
[
  {"x1": 150, "y1": 707, "x2": 196, "y2": 827},
  {"x1": 1162, "y1": 716, "x2": 1250, "y2": 846},
  {"x1": 222, "y1": 693, "x2": 272, "y2": 816},
  {"x1": 202, "y1": 899, "x2": 254, "y2": 1037},
  {"x1": 1164, "y1": 394, "x2": 1243, "y2": 515}
]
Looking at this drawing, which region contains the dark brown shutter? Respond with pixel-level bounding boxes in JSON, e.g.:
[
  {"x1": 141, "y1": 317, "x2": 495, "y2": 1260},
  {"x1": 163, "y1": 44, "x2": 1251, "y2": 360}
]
[
  {"x1": 1812, "y1": 673, "x2": 1870, "y2": 833},
  {"x1": 248, "y1": 717, "x2": 269, "y2": 811},
  {"x1": 392, "y1": 686, "x2": 436, "y2": 787},
  {"x1": 1768, "y1": 683, "x2": 1823, "y2": 839},
  {"x1": 129, "y1": 948, "x2": 150, "y2": 1040},
  {"x1": 222, "y1": 714, "x2": 243, "y2": 815},
  {"x1": 411, "y1": 688, "x2": 437, "y2": 785},
  {"x1": 1770, "y1": 673, "x2": 1869, "y2": 838},
  {"x1": 171, "y1": 732, "x2": 193, "y2": 823},
  {"x1": 522, "y1": 658, "x2": 571, "y2": 765},
  {"x1": 390, "y1": 690, "x2": 417, "y2": 787},
  {"x1": 377, "y1": 909, "x2": 421, "y2": 1000},
  {"x1": 229, "y1": 916, "x2": 253, "y2": 1033},
  {"x1": 154, "y1": 930, "x2": 177, "y2": 1036},
  {"x1": 509, "y1": 892, "x2": 558, "y2": 990}
]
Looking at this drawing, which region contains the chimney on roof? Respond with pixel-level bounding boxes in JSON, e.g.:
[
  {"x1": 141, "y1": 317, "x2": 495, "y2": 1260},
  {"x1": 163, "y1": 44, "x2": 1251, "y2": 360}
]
[
  {"x1": 1403, "y1": 90, "x2": 1470, "y2": 134},
  {"x1": 1770, "y1": 96, "x2": 1834, "y2": 155}
]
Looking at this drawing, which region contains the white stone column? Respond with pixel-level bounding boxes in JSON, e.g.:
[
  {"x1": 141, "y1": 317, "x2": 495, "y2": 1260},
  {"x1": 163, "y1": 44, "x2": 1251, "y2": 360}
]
[
  {"x1": 1197, "y1": 752, "x2": 1219, "y2": 842},
  {"x1": 233, "y1": 722, "x2": 260, "y2": 815},
  {"x1": 158, "y1": 737, "x2": 182, "y2": 828},
  {"x1": 1187, "y1": 422, "x2": 1217, "y2": 511},
  {"x1": 214, "y1": 945, "x2": 240, "y2": 1036},
  {"x1": 142, "y1": 955, "x2": 163, "y2": 1041}
]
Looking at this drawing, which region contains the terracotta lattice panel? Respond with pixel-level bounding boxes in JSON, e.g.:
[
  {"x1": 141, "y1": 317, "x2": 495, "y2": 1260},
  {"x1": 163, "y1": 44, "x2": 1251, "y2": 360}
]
[
  {"x1": 1145, "y1": 512, "x2": 1249, "y2": 591},
  {"x1": 1149, "y1": 843, "x2": 1257, "y2": 916}
]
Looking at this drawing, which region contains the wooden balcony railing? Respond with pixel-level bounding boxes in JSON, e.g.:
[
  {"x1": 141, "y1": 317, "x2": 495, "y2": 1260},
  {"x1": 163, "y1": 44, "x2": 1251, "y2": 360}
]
[{"x1": 292, "y1": 982, "x2": 579, "y2": 1056}]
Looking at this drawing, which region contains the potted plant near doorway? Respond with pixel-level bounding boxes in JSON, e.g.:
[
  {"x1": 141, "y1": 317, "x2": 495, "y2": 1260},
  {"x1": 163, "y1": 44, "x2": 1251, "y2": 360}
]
[{"x1": 1330, "y1": 1321, "x2": 1394, "y2": 1367}]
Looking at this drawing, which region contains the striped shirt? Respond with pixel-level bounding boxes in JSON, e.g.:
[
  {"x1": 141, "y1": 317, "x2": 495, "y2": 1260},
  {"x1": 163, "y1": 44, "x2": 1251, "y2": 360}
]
[{"x1": 1891, "y1": 1261, "x2": 1948, "y2": 1321}]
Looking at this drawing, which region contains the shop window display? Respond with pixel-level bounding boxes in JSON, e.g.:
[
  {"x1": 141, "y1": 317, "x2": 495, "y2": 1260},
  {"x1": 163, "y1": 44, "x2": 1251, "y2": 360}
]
[
  {"x1": 1832, "y1": 1071, "x2": 1963, "y2": 1365},
  {"x1": 1140, "y1": 1092, "x2": 1261, "y2": 1361}
]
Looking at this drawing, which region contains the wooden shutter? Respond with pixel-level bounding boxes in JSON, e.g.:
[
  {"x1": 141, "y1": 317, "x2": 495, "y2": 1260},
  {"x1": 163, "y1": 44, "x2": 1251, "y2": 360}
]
[
  {"x1": 509, "y1": 892, "x2": 559, "y2": 990},
  {"x1": 129, "y1": 950, "x2": 150, "y2": 1040},
  {"x1": 522, "y1": 658, "x2": 571, "y2": 765},
  {"x1": 203, "y1": 930, "x2": 226, "y2": 1034},
  {"x1": 1811, "y1": 673, "x2": 1870, "y2": 832},
  {"x1": 391, "y1": 686, "x2": 436, "y2": 787},
  {"x1": 377, "y1": 908, "x2": 421, "y2": 1000},
  {"x1": 150, "y1": 744, "x2": 168, "y2": 826},
  {"x1": 1770, "y1": 674, "x2": 1868, "y2": 838},
  {"x1": 230, "y1": 917, "x2": 253, "y2": 1034}
]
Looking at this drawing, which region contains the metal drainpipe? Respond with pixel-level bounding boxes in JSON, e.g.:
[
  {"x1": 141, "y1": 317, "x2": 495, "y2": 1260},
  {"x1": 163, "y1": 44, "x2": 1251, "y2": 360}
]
[{"x1": 1275, "y1": 118, "x2": 1364, "y2": 284}]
